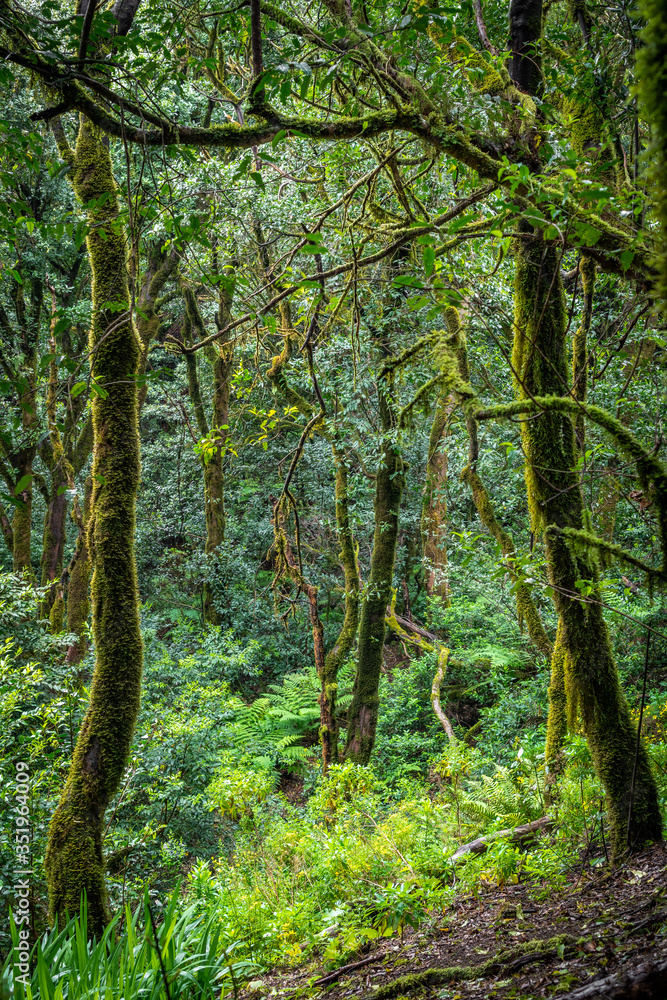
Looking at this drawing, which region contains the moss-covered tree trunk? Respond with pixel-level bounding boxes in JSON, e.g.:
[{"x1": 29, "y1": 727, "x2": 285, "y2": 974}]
[
  {"x1": 66, "y1": 475, "x2": 93, "y2": 666},
  {"x1": 344, "y1": 365, "x2": 404, "y2": 764},
  {"x1": 320, "y1": 446, "x2": 360, "y2": 766},
  {"x1": 12, "y1": 454, "x2": 35, "y2": 579},
  {"x1": 421, "y1": 394, "x2": 453, "y2": 604},
  {"x1": 0, "y1": 501, "x2": 13, "y2": 555},
  {"x1": 180, "y1": 268, "x2": 235, "y2": 623},
  {"x1": 45, "y1": 117, "x2": 143, "y2": 935},
  {"x1": 9, "y1": 278, "x2": 40, "y2": 579},
  {"x1": 512, "y1": 231, "x2": 662, "y2": 857},
  {"x1": 421, "y1": 306, "x2": 469, "y2": 605},
  {"x1": 40, "y1": 336, "x2": 72, "y2": 628},
  {"x1": 40, "y1": 482, "x2": 68, "y2": 629},
  {"x1": 135, "y1": 244, "x2": 179, "y2": 413}
]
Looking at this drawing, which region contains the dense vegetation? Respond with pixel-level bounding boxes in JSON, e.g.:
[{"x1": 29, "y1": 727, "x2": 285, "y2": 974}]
[{"x1": 0, "y1": 0, "x2": 666, "y2": 995}]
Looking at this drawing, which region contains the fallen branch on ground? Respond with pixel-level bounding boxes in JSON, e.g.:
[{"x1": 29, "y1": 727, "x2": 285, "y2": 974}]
[
  {"x1": 448, "y1": 816, "x2": 554, "y2": 862},
  {"x1": 312, "y1": 951, "x2": 388, "y2": 986},
  {"x1": 369, "y1": 935, "x2": 577, "y2": 999}
]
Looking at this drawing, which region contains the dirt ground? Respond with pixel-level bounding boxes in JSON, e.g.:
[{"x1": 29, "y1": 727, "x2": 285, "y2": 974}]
[{"x1": 244, "y1": 842, "x2": 667, "y2": 1000}]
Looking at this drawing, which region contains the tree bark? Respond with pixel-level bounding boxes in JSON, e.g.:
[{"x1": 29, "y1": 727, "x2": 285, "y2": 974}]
[
  {"x1": 180, "y1": 270, "x2": 235, "y2": 623},
  {"x1": 345, "y1": 358, "x2": 404, "y2": 764},
  {"x1": 45, "y1": 117, "x2": 143, "y2": 936},
  {"x1": 12, "y1": 456, "x2": 35, "y2": 579},
  {"x1": 512, "y1": 231, "x2": 662, "y2": 859},
  {"x1": 320, "y1": 446, "x2": 360, "y2": 767},
  {"x1": 66, "y1": 475, "x2": 93, "y2": 665},
  {"x1": 421, "y1": 306, "x2": 464, "y2": 605},
  {"x1": 508, "y1": 0, "x2": 543, "y2": 96}
]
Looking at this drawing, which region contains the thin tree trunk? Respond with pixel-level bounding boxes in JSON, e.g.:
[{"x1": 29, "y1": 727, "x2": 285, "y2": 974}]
[
  {"x1": 0, "y1": 499, "x2": 13, "y2": 555},
  {"x1": 421, "y1": 306, "x2": 463, "y2": 605},
  {"x1": 12, "y1": 456, "x2": 35, "y2": 579},
  {"x1": 320, "y1": 447, "x2": 360, "y2": 767},
  {"x1": 40, "y1": 484, "x2": 68, "y2": 629},
  {"x1": 421, "y1": 396, "x2": 453, "y2": 603},
  {"x1": 66, "y1": 475, "x2": 93, "y2": 665},
  {"x1": 345, "y1": 362, "x2": 404, "y2": 764},
  {"x1": 545, "y1": 620, "x2": 568, "y2": 778},
  {"x1": 180, "y1": 270, "x2": 235, "y2": 623},
  {"x1": 45, "y1": 117, "x2": 143, "y2": 935},
  {"x1": 40, "y1": 332, "x2": 72, "y2": 628}
]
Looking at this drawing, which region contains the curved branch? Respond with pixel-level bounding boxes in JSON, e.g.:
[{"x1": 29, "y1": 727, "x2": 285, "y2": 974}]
[{"x1": 431, "y1": 648, "x2": 455, "y2": 741}]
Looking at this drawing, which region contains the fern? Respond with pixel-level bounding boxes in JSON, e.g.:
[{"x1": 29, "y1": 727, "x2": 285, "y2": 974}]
[
  {"x1": 228, "y1": 658, "x2": 356, "y2": 776},
  {"x1": 458, "y1": 766, "x2": 544, "y2": 831}
]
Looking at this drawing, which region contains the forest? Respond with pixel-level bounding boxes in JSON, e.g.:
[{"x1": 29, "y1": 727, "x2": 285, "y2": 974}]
[{"x1": 0, "y1": 0, "x2": 667, "y2": 996}]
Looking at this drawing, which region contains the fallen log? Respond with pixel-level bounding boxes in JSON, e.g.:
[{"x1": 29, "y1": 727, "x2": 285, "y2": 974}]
[
  {"x1": 557, "y1": 952, "x2": 667, "y2": 999},
  {"x1": 369, "y1": 934, "x2": 576, "y2": 999},
  {"x1": 448, "y1": 816, "x2": 554, "y2": 862}
]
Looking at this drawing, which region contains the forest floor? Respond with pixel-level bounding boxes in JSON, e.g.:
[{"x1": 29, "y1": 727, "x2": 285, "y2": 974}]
[{"x1": 244, "y1": 842, "x2": 667, "y2": 1000}]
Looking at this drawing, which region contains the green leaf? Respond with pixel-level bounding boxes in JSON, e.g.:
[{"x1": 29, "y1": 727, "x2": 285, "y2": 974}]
[
  {"x1": 90, "y1": 380, "x2": 109, "y2": 400},
  {"x1": 14, "y1": 474, "x2": 32, "y2": 495},
  {"x1": 71, "y1": 381, "x2": 87, "y2": 398}
]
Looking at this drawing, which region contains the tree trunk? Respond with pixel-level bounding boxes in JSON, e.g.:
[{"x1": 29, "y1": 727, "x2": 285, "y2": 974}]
[
  {"x1": 181, "y1": 272, "x2": 235, "y2": 624},
  {"x1": 421, "y1": 306, "x2": 463, "y2": 605},
  {"x1": 40, "y1": 481, "x2": 68, "y2": 629},
  {"x1": 45, "y1": 118, "x2": 143, "y2": 935},
  {"x1": 66, "y1": 475, "x2": 93, "y2": 666},
  {"x1": 508, "y1": 0, "x2": 542, "y2": 95},
  {"x1": 12, "y1": 457, "x2": 35, "y2": 579},
  {"x1": 0, "y1": 500, "x2": 13, "y2": 555},
  {"x1": 320, "y1": 446, "x2": 360, "y2": 767},
  {"x1": 421, "y1": 396, "x2": 453, "y2": 604},
  {"x1": 512, "y1": 231, "x2": 662, "y2": 858},
  {"x1": 345, "y1": 368, "x2": 404, "y2": 764},
  {"x1": 544, "y1": 620, "x2": 568, "y2": 780}
]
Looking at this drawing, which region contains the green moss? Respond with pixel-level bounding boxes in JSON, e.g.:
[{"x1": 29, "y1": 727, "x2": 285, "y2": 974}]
[
  {"x1": 462, "y1": 465, "x2": 552, "y2": 660},
  {"x1": 66, "y1": 475, "x2": 92, "y2": 664},
  {"x1": 345, "y1": 365, "x2": 404, "y2": 765},
  {"x1": 637, "y1": 0, "x2": 667, "y2": 305},
  {"x1": 511, "y1": 230, "x2": 662, "y2": 859},
  {"x1": 321, "y1": 448, "x2": 360, "y2": 765},
  {"x1": 45, "y1": 119, "x2": 143, "y2": 936},
  {"x1": 12, "y1": 485, "x2": 35, "y2": 580},
  {"x1": 545, "y1": 622, "x2": 568, "y2": 775},
  {"x1": 572, "y1": 255, "x2": 596, "y2": 446},
  {"x1": 371, "y1": 935, "x2": 576, "y2": 999},
  {"x1": 421, "y1": 310, "x2": 461, "y2": 605}
]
